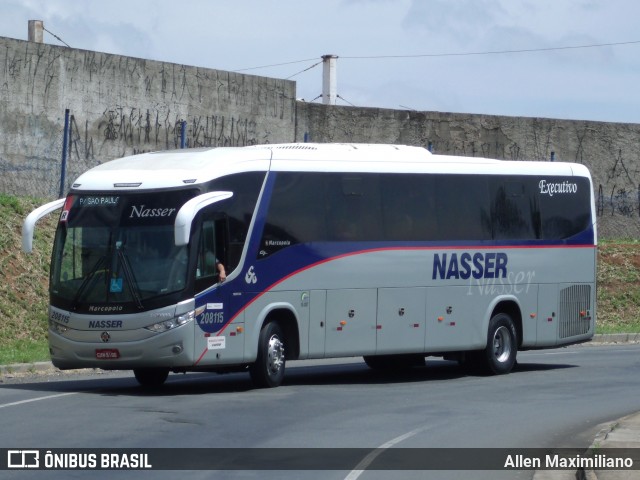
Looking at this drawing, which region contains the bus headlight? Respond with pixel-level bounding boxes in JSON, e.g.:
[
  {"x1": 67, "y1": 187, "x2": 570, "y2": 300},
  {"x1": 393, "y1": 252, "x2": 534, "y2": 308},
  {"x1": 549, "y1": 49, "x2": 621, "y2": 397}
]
[
  {"x1": 49, "y1": 320, "x2": 69, "y2": 335},
  {"x1": 145, "y1": 310, "x2": 194, "y2": 333}
]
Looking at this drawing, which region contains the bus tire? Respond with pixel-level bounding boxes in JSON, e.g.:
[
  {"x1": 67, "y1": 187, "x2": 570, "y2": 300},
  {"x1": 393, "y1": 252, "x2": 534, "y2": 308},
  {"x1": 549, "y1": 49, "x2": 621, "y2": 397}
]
[
  {"x1": 133, "y1": 368, "x2": 169, "y2": 387},
  {"x1": 480, "y1": 313, "x2": 517, "y2": 375},
  {"x1": 249, "y1": 321, "x2": 286, "y2": 388}
]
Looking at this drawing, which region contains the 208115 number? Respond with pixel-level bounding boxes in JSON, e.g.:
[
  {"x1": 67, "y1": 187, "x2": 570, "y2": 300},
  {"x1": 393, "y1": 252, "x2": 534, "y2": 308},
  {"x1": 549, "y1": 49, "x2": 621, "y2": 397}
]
[{"x1": 199, "y1": 312, "x2": 224, "y2": 324}]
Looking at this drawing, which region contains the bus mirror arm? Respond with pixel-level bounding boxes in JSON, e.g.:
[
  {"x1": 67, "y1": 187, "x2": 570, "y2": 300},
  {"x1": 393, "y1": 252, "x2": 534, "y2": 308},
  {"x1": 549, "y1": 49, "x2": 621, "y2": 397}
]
[
  {"x1": 22, "y1": 198, "x2": 66, "y2": 253},
  {"x1": 174, "y1": 191, "x2": 233, "y2": 246}
]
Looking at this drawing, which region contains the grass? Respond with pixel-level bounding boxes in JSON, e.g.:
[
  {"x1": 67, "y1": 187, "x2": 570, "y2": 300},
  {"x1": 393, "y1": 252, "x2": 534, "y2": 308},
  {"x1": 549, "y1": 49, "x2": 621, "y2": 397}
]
[
  {"x1": 0, "y1": 195, "x2": 56, "y2": 365},
  {"x1": 596, "y1": 240, "x2": 640, "y2": 334},
  {"x1": 0, "y1": 195, "x2": 638, "y2": 365},
  {"x1": 0, "y1": 338, "x2": 50, "y2": 365}
]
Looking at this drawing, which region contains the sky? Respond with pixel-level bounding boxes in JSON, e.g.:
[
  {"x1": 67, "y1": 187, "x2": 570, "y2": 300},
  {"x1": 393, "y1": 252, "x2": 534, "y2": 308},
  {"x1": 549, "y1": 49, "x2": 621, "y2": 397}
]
[{"x1": 2, "y1": 0, "x2": 640, "y2": 124}]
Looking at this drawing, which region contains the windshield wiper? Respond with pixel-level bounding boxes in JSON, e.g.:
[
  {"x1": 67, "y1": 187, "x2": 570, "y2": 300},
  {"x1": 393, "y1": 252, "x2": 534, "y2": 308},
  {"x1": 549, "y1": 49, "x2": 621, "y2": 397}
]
[
  {"x1": 117, "y1": 246, "x2": 144, "y2": 310},
  {"x1": 71, "y1": 255, "x2": 106, "y2": 310}
]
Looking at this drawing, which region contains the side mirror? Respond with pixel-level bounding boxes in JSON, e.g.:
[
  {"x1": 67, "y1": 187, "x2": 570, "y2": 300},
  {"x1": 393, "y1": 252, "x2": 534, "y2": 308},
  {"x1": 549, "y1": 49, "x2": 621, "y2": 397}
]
[
  {"x1": 22, "y1": 198, "x2": 65, "y2": 253},
  {"x1": 174, "y1": 191, "x2": 233, "y2": 246}
]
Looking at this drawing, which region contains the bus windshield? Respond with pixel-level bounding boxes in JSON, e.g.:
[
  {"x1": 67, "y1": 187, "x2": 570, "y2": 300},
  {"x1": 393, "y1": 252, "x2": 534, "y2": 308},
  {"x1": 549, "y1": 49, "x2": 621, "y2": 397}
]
[{"x1": 50, "y1": 190, "x2": 198, "y2": 311}]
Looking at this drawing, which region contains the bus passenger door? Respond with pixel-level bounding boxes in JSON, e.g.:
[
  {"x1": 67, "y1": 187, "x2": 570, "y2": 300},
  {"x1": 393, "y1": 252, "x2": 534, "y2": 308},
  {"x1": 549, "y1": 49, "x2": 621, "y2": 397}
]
[
  {"x1": 324, "y1": 289, "x2": 377, "y2": 357},
  {"x1": 193, "y1": 214, "x2": 245, "y2": 364},
  {"x1": 376, "y1": 288, "x2": 426, "y2": 354}
]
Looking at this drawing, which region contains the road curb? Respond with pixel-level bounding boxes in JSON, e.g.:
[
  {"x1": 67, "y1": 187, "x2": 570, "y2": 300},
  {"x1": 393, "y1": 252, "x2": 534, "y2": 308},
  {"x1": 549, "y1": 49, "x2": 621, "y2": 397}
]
[
  {"x1": 0, "y1": 361, "x2": 57, "y2": 376},
  {"x1": 577, "y1": 411, "x2": 640, "y2": 480},
  {"x1": 576, "y1": 421, "x2": 613, "y2": 480},
  {"x1": 590, "y1": 333, "x2": 640, "y2": 344}
]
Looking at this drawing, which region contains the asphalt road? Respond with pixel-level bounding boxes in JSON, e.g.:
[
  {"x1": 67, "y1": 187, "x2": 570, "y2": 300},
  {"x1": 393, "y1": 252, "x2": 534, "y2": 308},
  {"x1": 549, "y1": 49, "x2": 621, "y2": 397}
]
[{"x1": 1, "y1": 344, "x2": 639, "y2": 480}]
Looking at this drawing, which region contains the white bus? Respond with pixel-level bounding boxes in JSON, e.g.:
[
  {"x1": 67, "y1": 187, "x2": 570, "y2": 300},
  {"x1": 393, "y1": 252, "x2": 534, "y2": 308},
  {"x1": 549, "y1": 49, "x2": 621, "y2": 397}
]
[{"x1": 23, "y1": 143, "x2": 597, "y2": 387}]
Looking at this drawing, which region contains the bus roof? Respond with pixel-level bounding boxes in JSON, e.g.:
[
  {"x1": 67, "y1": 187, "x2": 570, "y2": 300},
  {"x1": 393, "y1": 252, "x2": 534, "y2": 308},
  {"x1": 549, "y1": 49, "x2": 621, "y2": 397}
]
[{"x1": 70, "y1": 143, "x2": 591, "y2": 191}]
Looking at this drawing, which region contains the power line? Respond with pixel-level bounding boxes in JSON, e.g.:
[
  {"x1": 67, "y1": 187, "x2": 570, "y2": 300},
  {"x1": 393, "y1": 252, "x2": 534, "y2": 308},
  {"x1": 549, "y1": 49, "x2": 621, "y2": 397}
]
[
  {"x1": 340, "y1": 40, "x2": 640, "y2": 60},
  {"x1": 232, "y1": 57, "x2": 319, "y2": 73},
  {"x1": 232, "y1": 40, "x2": 640, "y2": 74}
]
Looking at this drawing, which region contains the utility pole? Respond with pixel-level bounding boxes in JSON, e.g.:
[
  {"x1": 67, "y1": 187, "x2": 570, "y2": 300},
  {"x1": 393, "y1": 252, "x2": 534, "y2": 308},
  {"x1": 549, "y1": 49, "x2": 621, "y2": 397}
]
[
  {"x1": 322, "y1": 54, "x2": 338, "y2": 105},
  {"x1": 28, "y1": 20, "x2": 44, "y2": 43}
]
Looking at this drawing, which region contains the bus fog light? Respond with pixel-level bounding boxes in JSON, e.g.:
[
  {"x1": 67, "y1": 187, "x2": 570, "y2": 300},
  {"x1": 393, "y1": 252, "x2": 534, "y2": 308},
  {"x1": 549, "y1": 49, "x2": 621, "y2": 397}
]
[{"x1": 172, "y1": 345, "x2": 183, "y2": 354}]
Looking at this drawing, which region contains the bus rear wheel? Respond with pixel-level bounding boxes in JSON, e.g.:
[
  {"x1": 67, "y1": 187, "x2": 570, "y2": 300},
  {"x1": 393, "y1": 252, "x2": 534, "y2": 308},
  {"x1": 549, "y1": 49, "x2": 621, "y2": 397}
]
[
  {"x1": 249, "y1": 321, "x2": 286, "y2": 388},
  {"x1": 479, "y1": 313, "x2": 517, "y2": 375},
  {"x1": 133, "y1": 368, "x2": 169, "y2": 387}
]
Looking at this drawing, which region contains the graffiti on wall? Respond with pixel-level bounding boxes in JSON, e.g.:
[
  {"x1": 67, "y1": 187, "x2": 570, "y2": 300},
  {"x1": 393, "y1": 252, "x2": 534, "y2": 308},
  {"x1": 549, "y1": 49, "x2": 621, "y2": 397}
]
[
  {"x1": 0, "y1": 107, "x2": 266, "y2": 198},
  {"x1": 598, "y1": 185, "x2": 640, "y2": 218},
  {"x1": 0, "y1": 36, "x2": 294, "y2": 195},
  {"x1": 96, "y1": 107, "x2": 260, "y2": 150},
  {"x1": 427, "y1": 140, "x2": 526, "y2": 160},
  {"x1": 62, "y1": 107, "x2": 262, "y2": 166}
]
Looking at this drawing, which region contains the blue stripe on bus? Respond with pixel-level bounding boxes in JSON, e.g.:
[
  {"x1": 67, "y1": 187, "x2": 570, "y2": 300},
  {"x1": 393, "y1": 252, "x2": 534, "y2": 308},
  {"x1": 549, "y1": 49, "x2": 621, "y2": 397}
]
[{"x1": 195, "y1": 226, "x2": 595, "y2": 334}]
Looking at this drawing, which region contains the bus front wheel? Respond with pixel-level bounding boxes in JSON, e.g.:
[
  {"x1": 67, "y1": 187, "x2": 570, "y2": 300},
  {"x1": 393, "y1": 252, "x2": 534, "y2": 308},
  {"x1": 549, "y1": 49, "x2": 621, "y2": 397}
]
[
  {"x1": 249, "y1": 321, "x2": 286, "y2": 388},
  {"x1": 480, "y1": 313, "x2": 517, "y2": 375},
  {"x1": 133, "y1": 368, "x2": 169, "y2": 387}
]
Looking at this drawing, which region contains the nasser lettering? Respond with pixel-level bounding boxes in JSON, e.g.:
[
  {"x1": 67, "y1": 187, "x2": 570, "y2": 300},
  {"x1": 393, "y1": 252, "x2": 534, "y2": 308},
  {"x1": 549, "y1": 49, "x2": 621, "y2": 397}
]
[
  {"x1": 432, "y1": 252, "x2": 508, "y2": 280},
  {"x1": 129, "y1": 205, "x2": 177, "y2": 218},
  {"x1": 88, "y1": 320, "x2": 123, "y2": 329}
]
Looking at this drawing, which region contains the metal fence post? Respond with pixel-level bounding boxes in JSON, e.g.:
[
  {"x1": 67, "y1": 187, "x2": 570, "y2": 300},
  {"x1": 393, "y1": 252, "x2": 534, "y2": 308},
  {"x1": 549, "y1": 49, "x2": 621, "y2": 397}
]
[
  {"x1": 59, "y1": 108, "x2": 70, "y2": 197},
  {"x1": 180, "y1": 120, "x2": 187, "y2": 149}
]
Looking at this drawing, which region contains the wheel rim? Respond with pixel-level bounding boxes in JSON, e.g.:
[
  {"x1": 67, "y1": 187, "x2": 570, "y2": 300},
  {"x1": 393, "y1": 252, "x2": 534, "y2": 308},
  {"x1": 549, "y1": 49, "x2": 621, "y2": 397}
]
[
  {"x1": 492, "y1": 326, "x2": 512, "y2": 363},
  {"x1": 267, "y1": 334, "x2": 285, "y2": 376}
]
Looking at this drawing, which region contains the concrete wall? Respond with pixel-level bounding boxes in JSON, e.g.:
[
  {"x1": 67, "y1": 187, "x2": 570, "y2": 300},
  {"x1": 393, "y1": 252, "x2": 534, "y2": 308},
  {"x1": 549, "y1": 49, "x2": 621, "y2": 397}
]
[
  {"x1": 297, "y1": 103, "x2": 640, "y2": 238},
  {"x1": 1, "y1": 35, "x2": 639, "y2": 238},
  {"x1": 0, "y1": 36, "x2": 296, "y2": 197}
]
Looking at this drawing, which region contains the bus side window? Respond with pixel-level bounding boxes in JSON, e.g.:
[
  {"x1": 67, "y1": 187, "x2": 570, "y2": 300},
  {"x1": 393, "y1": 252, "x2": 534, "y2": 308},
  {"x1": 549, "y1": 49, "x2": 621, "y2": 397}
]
[
  {"x1": 195, "y1": 217, "x2": 228, "y2": 292},
  {"x1": 491, "y1": 180, "x2": 539, "y2": 240}
]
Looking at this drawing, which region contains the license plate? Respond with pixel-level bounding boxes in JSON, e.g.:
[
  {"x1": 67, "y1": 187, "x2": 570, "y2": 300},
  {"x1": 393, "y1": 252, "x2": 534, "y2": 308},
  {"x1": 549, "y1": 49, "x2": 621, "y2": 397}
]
[{"x1": 95, "y1": 349, "x2": 120, "y2": 359}]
